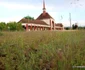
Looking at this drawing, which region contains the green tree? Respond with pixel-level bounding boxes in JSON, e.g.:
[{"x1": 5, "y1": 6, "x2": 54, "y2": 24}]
[
  {"x1": 16, "y1": 22, "x2": 24, "y2": 31},
  {"x1": 7, "y1": 22, "x2": 17, "y2": 31},
  {"x1": 24, "y1": 15, "x2": 34, "y2": 20},
  {"x1": 0, "y1": 22, "x2": 7, "y2": 31},
  {"x1": 72, "y1": 23, "x2": 78, "y2": 30},
  {"x1": 7, "y1": 22, "x2": 24, "y2": 31}
]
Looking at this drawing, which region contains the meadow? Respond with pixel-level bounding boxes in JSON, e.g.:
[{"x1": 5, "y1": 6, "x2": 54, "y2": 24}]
[{"x1": 0, "y1": 30, "x2": 85, "y2": 70}]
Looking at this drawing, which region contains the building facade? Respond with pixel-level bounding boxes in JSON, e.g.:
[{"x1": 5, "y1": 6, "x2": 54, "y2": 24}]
[{"x1": 19, "y1": 0, "x2": 64, "y2": 31}]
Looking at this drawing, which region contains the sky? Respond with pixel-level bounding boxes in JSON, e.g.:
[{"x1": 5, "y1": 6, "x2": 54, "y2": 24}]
[{"x1": 0, "y1": 0, "x2": 85, "y2": 27}]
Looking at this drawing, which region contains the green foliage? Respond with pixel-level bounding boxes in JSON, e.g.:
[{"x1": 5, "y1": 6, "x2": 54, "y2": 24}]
[
  {"x1": 7, "y1": 22, "x2": 17, "y2": 31},
  {"x1": 7, "y1": 22, "x2": 24, "y2": 31},
  {"x1": 0, "y1": 22, "x2": 7, "y2": 31},
  {"x1": 0, "y1": 22, "x2": 24, "y2": 31},
  {"x1": 65, "y1": 27, "x2": 70, "y2": 30},
  {"x1": 16, "y1": 22, "x2": 24, "y2": 31},
  {"x1": 78, "y1": 26, "x2": 85, "y2": 30},
  {"x1": 0, "y1": 31, "x2": 85, "y2": 70},
  {"x1": 24, "y1": 15, "x2": 34, "y2": 20},
  {"x1": 72, "y1": 24, "x2": 78, "y2": 29}
]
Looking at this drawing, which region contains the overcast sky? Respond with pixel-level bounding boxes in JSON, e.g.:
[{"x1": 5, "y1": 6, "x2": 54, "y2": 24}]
[{"x1": 0, "y1": 0, "x2": 85, "y2": 27}]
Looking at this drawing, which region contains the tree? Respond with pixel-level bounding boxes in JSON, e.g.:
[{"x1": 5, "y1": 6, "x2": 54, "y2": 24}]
[
  {"x1": 7, "y1": 22, "x2": 17, "y2": 31},
  {"x1": 72, "y1": 23, "x2": 78, "y2": 29},
  {"x1": 72, "y1": 24, "x2": 75, "y2": 29},
  {"x1": 7, "y1": 22, "x2": 24, "y2": 31},
  {"x1": 16, "y1": 22, "x2": 24, "y2": 31},
  {"x1": 24, "y1": 15, "x2": 34, "y2": 20},
  {"x1": 0, "y1": 22, "x2": 7, "y2": 31}
]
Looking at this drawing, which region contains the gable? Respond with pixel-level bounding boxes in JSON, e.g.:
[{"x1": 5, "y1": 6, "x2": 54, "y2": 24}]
[{"x1": 36, "y1": 12, "x2": 53, "y2": 20}]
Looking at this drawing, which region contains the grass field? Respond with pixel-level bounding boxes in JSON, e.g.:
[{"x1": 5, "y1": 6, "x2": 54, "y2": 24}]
[{"x1": 0, "y1": 30, "x2": 85, "y2": 70}]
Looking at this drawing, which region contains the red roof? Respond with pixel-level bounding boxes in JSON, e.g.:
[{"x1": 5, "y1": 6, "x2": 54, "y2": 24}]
[
  {"x1": 18, "y1": 18, "x2": 48, "y2": 25},
  {"x1": 36, "y1": 12, "x2": 53, "y2": 20},
  {"x1": 55, "y1": 23, "x2": 63, "y2": 27}
]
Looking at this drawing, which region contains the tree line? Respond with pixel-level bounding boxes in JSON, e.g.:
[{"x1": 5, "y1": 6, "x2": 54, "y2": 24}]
[
  {"x1": 0, "y1": 22, "x2": 24, "y2": 31},
  {"x1": 0, "y1": 15, "x2": 34, "y2": 31},
  {"x1": 65, "y1": 23, "x2": 79, "y2": 30}
]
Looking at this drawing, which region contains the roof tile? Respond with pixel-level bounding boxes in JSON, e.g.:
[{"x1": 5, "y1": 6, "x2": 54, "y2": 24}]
[{"x1": 36, "y1": 12, "x2": 53, "y2": 20}]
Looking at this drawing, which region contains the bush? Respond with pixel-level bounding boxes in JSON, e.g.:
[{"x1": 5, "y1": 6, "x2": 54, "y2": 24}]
[
  {"x1": 0, "y1": 31, "x2": 85, "y2": 70},
  {"x1": 7, "y1": 22, "x2": 24, "y2": 31},
  {"x1": 24, "y1": 15, "x2": 34, "y2": 20},
  {"x1": 72, "y1": 24, "x2": 78, "y2": 30},
  {"x1": 0, "y1": 22, "x2": 24, "y2": 31},
  {"x1": 0, "y1": 22, "x2": 7, "y2": 31},
  {"x1": 65, "y1": 27, "x2": 70, "y2": 30}
]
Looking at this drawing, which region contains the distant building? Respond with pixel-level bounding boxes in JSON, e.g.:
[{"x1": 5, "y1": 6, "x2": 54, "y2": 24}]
[{"x1": 19, "y1": 0, "x2": 64, "y2": 31}]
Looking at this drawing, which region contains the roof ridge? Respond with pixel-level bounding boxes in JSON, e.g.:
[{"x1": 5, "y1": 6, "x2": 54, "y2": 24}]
[{"x1": 36, "y1": 12, "x2": 53, "y2": 20}]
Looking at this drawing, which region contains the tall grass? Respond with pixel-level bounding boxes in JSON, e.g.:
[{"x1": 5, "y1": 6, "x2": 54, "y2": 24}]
[{"x1": 0, "y1": 30, "x2": 85, "y2": 70}]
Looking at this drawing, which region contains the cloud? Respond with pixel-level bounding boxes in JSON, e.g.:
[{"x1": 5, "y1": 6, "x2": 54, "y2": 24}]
[
  {"x1": 0, "y1": 1, "x2": 55, "y2": 11},
  {"x1": 0, "y1": 0, "x2": 85, "y2": 27},
  {"x1": 0, "y1": 1, "x2": 56, "y2": 22},
  {"x1": 0, "y1": 16, "x2": 23, "y2": 23},
  {"x1": 0, "y1": 2, "x2": 38, "y2": 10},
  {"x1": 60, "y1": 20, "x2": 85, "y2": 27}
]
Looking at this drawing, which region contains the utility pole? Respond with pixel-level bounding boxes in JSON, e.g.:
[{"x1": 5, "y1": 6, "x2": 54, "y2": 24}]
[{"x1": 69, "y1": 13, "x2": 72, "y2": 29}]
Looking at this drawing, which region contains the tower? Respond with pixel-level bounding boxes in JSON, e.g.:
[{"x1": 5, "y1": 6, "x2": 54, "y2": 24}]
[
  {"x1": 43, "y1": 0, "x2": 46, "y2": 14},
  {"x1": 36, "y1": 0, "x2": 54, "y2": 29}
]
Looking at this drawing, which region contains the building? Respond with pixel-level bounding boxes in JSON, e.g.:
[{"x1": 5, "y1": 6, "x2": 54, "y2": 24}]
[{"x1": 19, "y1": 0, "x2": 64, "y2": 31}]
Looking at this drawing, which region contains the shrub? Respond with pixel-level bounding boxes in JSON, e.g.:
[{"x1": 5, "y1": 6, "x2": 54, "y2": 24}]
[
  {"x1": 7, "y1": 22, "x2": 24, "y2": 31},
  {"x1": 0, "y1": 22, "x2": 7, "y2": 31},
  {"x1": 0, "y1": 31, "x2": 85, "y2": 70}
]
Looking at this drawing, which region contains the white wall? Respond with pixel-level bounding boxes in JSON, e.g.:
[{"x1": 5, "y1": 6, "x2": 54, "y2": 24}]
[
  {"x1": 41, "y1": 18, "x2": 55, "y2": 25},
  {"x1": 22, "y1": 23, "x2": 50, "y2": 27},
  {"x1": 41, "y1": 18, "x2": 56, "y2": 30},
  {"x1": 41, "y1": 19, "x2": 50, "y2": 25}
]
